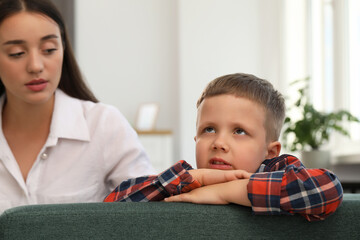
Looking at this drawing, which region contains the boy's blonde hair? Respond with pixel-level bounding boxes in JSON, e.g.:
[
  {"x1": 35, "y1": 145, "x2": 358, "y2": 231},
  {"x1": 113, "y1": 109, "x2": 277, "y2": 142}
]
[{"x1": 197, "y1": 73, "x2": 285, "y2": 142}]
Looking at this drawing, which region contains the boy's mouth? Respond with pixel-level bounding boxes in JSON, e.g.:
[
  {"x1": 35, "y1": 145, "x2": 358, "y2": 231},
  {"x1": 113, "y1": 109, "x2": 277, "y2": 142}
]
[{"x1": 209, "y1": 158, "x2": 233, "y2": 170}]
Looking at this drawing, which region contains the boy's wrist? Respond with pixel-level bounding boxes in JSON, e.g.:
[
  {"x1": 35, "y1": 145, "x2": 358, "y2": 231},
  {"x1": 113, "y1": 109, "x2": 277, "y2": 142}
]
[{"x1": 222, "y1": 179, "x2": 251, "y2": 206}]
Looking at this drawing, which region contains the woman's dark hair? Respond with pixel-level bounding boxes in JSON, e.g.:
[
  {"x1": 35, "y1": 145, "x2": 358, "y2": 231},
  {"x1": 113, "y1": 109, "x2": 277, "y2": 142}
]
[{"x1": 0, "y1": 0, "x2": 98, "y2": 102}]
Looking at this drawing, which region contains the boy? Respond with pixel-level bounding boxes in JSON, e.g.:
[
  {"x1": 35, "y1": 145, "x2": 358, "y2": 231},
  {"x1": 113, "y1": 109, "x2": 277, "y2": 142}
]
[{"x1": 104, "y1": 73, "x2": 343, "y2": 221}]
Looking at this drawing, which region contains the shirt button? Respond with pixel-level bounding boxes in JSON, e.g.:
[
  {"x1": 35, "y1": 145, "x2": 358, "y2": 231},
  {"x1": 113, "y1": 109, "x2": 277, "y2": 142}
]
[{"x1": 41, "y1": 153, "x2": 48, "y2": 160}]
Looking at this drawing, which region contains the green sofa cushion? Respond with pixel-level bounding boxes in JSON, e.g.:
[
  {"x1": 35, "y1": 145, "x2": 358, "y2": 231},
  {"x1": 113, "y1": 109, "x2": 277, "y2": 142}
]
[{"x1": 0, "y1": 194, "x2": 359, "y2": 239}]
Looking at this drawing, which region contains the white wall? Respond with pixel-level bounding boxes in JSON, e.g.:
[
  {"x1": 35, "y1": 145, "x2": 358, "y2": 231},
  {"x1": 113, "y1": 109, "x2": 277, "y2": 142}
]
[
  {"x1": 75, "y1": 0, "x2": 178, "y2": 130},
  {"x1": 75, "y1": 0, "x2": 284, "y2": 167},
  {"x1": 178, "y1": 0, "x2": 283, "y2": 166}
]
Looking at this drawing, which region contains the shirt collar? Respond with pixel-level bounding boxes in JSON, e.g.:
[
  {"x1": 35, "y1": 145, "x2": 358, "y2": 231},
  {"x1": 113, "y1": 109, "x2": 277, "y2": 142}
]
[
  {"x1": 0, "y1": 90, "x2": 90, "y2": 153},
  {"x1": 49, "y1": 89, "x2": 91, "y2": 143}
]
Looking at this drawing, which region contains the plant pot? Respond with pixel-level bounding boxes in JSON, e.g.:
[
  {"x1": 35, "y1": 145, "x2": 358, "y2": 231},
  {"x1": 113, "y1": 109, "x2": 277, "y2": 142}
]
[{"x1": 301, "y1": 150, "x2": 331, "y2": 169}]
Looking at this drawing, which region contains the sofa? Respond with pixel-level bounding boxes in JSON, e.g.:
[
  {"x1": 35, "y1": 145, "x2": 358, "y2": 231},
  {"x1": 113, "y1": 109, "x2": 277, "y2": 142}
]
[{"x1": 0, "y1": 193, "x2": 359, "y2": 239}]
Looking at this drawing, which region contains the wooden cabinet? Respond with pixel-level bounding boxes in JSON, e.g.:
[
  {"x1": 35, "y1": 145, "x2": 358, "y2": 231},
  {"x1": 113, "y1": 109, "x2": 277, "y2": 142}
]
[{"x1": 137, "y1": 130, "x2": 173, "y2": 173}]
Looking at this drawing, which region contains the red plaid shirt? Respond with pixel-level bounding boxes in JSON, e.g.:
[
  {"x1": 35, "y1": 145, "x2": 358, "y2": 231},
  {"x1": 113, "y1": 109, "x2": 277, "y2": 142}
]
[{"x1": 104, "y1": 155, "x2": 343, "y2": 221}]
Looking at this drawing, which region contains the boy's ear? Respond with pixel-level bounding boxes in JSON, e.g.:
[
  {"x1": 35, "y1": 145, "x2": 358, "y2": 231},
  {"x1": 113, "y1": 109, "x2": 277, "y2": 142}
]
[
  {"x1": 194, "y1": 136, "x2": 197, "y2": 142},
  {"x1": 266, "y1": 141, "x2": 281, "y2": 159}
]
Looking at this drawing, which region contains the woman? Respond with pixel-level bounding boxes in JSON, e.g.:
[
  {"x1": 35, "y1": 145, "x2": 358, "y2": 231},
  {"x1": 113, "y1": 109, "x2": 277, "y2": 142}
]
[{"x1": 0, "y1": 0, "x2": 154, "y2": 212}]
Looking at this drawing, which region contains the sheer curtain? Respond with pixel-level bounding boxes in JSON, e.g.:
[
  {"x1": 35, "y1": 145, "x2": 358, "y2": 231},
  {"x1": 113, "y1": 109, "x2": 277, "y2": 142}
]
[{"x1": 282, "y1": 0, "x2": 360, "y2": 158}]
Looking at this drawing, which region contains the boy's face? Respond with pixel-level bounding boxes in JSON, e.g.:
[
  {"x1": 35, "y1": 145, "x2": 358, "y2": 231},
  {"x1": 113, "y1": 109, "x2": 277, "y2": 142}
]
[{"x1": 195, "y1": 94, "x2": 277, "y2": 173}]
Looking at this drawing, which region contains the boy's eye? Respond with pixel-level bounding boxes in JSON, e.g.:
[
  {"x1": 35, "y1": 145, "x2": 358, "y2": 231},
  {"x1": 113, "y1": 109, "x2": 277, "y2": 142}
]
[
  {"x1": 204, "y1": 127, "x2": 215, "y2": 133},
  {"x1": 234, "y1": 128, "x2": 246, "y2": 135}
]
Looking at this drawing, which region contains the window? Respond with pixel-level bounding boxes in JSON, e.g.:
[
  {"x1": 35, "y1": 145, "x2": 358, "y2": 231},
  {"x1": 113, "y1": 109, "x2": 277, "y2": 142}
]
[
  {"x1": 308, "y1": 0, "x2": 360, "y2": 142},
  {"x1": 348, "y1": 0, "x2": 360, "y2": 140},
  {"x1": 284, "y1": 0, "x2": 360, "y2": 155},
  {"x1": 308, "y1": 0, "x2": 334, "y2": 112}
]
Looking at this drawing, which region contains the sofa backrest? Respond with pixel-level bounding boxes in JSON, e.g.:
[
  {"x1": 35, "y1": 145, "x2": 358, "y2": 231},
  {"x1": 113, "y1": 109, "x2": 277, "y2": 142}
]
[{"x1": 0, "y1": 194, "x2": 359, "y2": 239}]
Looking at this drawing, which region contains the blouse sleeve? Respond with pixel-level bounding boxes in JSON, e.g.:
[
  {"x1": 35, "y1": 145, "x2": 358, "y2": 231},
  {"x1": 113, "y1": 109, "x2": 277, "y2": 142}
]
[
  {"x1": 247, "y1": 154, "x2": 343, "y2": 221},
  {"x1": 95, "y1": 104, "x2": 155, "y2": 192}
]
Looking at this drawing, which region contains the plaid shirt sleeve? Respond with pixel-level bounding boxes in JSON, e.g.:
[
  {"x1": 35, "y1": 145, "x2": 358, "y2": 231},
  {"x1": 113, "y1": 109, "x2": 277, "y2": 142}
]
[
  {"x1": 247, "y1": 154, "x2": 343, "y2": 221},
  {"x1": 104, "y1": 160, "x2": 201, "y2": 202}
]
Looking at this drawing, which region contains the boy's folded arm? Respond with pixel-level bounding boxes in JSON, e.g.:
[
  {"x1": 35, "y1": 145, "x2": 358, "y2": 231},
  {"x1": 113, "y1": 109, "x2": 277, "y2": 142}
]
[
  {"x1": 104, "y1": 161, "x2": 252, "y2": 202},
  {"x1": 247, "y1": 155, "x2": 343, "y2": 221},
  {"x1": 104, "y1": 160, "x2": 200, "y2": 202},
  {"x1": 165, "y1": 179, "x2": 252, "y2": 206}
]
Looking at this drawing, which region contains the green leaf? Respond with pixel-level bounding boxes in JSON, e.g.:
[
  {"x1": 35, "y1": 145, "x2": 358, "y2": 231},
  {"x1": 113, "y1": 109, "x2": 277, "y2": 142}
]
[{"x1": 281, "y1": 77, "x2": 360, "y2": 151}]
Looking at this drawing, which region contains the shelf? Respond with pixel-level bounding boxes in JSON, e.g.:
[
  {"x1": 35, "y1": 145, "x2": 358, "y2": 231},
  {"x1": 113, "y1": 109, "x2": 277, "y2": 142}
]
[
  {"x1": 136, "y1": 130, "x2": 172, "y2": 135},
  {"x1": 137, "y1": 130, "x2": 174, "y2": 173}
]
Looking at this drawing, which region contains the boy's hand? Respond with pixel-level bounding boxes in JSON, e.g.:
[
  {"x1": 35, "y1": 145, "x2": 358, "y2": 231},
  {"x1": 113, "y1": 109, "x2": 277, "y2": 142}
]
[
  {"x1": 164, "y1": 179, "x2": 251, "y2": 206},
  {"x1": 188, "y1": 169, "x2": 252, "y2": 186}
]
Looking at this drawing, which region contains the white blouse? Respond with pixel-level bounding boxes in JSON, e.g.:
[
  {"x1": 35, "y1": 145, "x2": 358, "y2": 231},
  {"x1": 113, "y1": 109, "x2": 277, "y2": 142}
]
[{"x1": 0, "y1": 89, "x2": 154, "y2": 213}]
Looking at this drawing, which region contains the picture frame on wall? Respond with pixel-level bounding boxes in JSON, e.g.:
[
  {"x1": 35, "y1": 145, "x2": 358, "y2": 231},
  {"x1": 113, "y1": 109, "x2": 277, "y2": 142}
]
[{"x1": 135, "y1": 103, "x2": 159, "y2": 131}]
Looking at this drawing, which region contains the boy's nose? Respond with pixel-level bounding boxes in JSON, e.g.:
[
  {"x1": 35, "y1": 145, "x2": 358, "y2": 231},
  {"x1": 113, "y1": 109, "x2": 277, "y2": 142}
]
[
  {"x1": 211, "y1": 137, "x2": 229, "y2": 152},
  {"x1": 27, "y1": 51, "x2": 44, "y2": 74}
]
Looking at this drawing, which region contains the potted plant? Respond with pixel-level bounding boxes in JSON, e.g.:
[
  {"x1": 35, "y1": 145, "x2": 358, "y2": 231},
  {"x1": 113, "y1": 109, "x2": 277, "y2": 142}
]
[{"x1": 282, "y1": 77, "x2": 359, "y2": 168}]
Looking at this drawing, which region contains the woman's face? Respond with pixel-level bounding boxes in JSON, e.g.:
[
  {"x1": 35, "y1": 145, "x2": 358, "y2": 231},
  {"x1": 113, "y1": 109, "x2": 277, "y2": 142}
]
[{"x1": 0, "y1": 11, "x2": 63, "y2": 106}]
